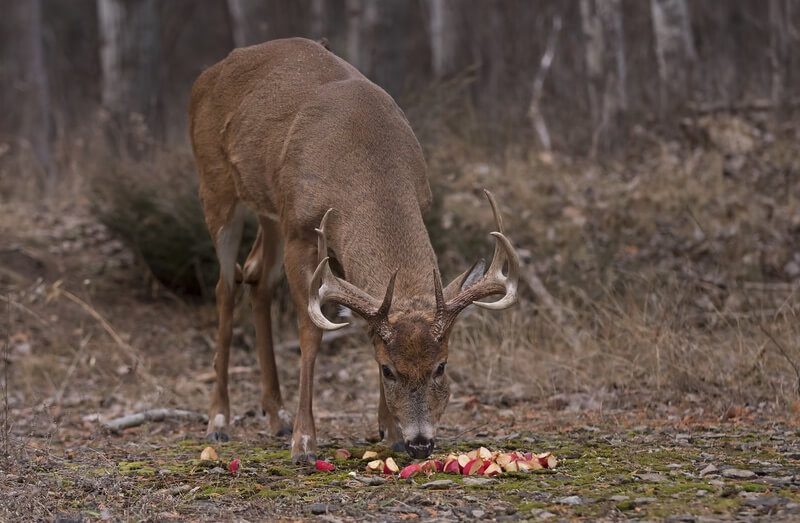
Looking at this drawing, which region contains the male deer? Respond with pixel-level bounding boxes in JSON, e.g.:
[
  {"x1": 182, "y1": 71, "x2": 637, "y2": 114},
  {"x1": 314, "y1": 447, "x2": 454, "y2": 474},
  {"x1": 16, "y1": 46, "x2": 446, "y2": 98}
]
[{"x1": 189, "y1": 38, "x2": 519, "y2": 463}]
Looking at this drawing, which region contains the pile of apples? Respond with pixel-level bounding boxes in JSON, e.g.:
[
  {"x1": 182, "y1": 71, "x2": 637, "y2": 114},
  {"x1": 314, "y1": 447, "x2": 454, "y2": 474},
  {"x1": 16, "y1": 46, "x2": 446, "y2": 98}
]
[{"x1": 359, "y1": 446, "x2": 557, "y2": 479}]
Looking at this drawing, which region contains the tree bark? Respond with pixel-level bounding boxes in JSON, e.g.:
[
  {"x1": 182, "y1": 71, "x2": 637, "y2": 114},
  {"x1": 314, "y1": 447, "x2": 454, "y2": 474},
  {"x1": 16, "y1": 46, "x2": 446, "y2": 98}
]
[
  {"x1": 310, "y1": 0, "x2": 326, "y2": 40},
  {"x1": 2, "y1": 0, "x2": 54, "y2": 189},
  {"x1": 650, "y1": 0, "x2": 696, "y2": 115},
  {"x1": 97, "y1": 0, "x2": 161, "y2": 150},
  {"x1": 428, "y1": 0, "x2": 459, "y2": 78},
  {"x1": 226, "y1": 0, "x2": 270, "y2": 48}
]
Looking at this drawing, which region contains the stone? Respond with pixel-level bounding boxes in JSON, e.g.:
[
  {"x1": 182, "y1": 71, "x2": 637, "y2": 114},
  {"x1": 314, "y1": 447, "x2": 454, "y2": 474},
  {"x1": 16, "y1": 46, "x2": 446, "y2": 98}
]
[
  {"x1": 557, "y1": 495, "x2": 584, "y2": 505},
  {"x1": 419, "y1": 480, "x2": 457, "y2": 490},
  {"x1": 471, "y1": 510, "x2": 486, "y2": 518},
  {"x1": 309, "y1": 503, "x2": 332, "y2": 515},
  {"x1": 530, "y1": 509, "x2": 556, "y2": 520},
  {"x1": 634, "y1": 473, "x2": 668, "y2": 482},
  {"x1": 609, "y1": 495, "x2": 629, "y2": 502},
  {"x1": 721, "y1": 468, "x2": 756, "y2": 479},
  {"x1": 634, "y1": 497, "x2": 657, "y2": 505},
  {"x1": 743, "y1": 496, "x2": 789, "y2": 510},
  {"x1": 462, "y1": 477, "x2": 495, "y2": 486},
  {"x1": 699, "y1": 464, "x2": 718, "y2": 476}
]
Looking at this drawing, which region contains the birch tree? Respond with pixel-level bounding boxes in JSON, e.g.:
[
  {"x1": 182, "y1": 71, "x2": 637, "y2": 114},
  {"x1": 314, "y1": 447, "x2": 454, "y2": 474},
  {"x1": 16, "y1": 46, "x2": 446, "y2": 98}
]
[
  {"x1": 428, "y1": 0, "x2": 459, "y2": 78},
  {"x1": 97, "y1": 0, "x2": 161, "y2": 149},
  {"x1": 227, "y1": 0, "x2": 270, "y2": 48},
  {"x1": 2, "y1": 0, "x2": 53, "y2": 188},
  {"x1": 650, "y1": 0, "x2": 696, "y2": 115}
]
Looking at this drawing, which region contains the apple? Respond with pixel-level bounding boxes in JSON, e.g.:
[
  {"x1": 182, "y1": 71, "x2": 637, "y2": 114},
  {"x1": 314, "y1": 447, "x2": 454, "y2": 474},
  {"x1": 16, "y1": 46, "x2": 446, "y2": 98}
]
[
  {"x1": 420, "y1": 459, "x2": 442, "y2": 474},
  {"x1": 431, "y1": 459, "x2": 444, "y2": 472},
  {"x1": 332, "y1": 449, "x2": 351, "y2": 461},
  {"x1": 361, "y1": 450, "x2": 379, "y2": 460},
  {"x1": 443, "y1": 458, "x2": 461, "y2": 474},
  {"x1": 315, "y1": 460, "x2": 335, "y2": 472},
  {"x1": 536, "y1": 452, "x2": 558, "y2": 469},
  {"x1": 483, "y1": 463, "x2": 502, "y2": 476},
  {"x1": 229, "y1": 459, "x2": 240, "y2": 474},
  {"x1": 502, "y1": 460, "x2": 518, "y2": 472},
  {"x1": 516, "y1": 461, "x2": 532, "y2": 472},
  {"x1": 463, "y1": 458, "x2": 483, "y2": 476},
  {"x1": 200, "y1": 446, "x2": 218, "y2": 461},
  {"x1": 476, "y1": 460, "x2": 490, "y2": 475},
  {"x1": 383, "y1": 456, "x2": 400, "y2": 474},
  {"x1": 457, "y1": 454, "x2": 471, "y2": 469},
  {"x1": 523, "y1": 452, "x2": 533, "y2": 461},
  {"x1": 366, "y1": 459, "x2": 384, "y2": 472},
  {"x1": 400, "y1": 464, "x2": 422, "y2": 479},
  {"x1": 478, "y1": 447, "x2": 493, "y2": 460},
  {"x1": 466, "y1": 449, "x2": 479, "y2": 460},
  {"x1": 496, "y1": 454, "x2": 512, "y2": 468},
  {"x1": 528, "y1": 459, "x2": 543, "y2": 470}
]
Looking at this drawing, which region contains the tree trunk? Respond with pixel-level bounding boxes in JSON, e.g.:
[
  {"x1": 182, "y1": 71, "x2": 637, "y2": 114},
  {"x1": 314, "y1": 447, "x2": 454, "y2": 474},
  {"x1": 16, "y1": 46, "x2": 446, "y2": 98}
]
[
  {"x1": 97, "y1": 0, "x2": 161, "y2": 151},
  {"x1": 226, "y1": 0, "x2": 270, "y2": 48},
  {"x1": 769, "y1": 0, "x2": 791, "y2": 114},
  {"x1": 580, "y1": 0, "x2": 626, "y2": 155},
  {"x1": 310, "y1": 0, "x2": 326, "y2": 40},
  {"x1": 428, "y1": 0, "x2": 459, "y2": 78},
  {"x1": 650, "y1": 0, "x2": 696, "y2": 115},
  {"x1": 2, "y1": 0, "x2": 54, "y2": 189}
]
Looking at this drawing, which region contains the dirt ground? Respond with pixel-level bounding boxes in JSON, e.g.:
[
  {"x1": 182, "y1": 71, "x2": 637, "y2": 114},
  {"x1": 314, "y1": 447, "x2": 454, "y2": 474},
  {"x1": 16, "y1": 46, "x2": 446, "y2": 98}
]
[{"x1": 1, "y1": 189, "x2": 799, "y2": 522}]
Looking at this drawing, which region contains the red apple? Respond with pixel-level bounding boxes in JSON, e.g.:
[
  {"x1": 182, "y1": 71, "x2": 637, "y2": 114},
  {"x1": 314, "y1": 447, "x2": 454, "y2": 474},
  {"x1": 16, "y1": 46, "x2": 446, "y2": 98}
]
[
  {"x1": 366, "y1": 459, "x2": 384, "y2": 472},
  {"x1": 457, "y1": 454, "x2": 471, "y2": 469},
  {"x1": 333, "y1": 449, "x2": 351, "y2": 461},
  {"x1": 229, "y1": 459, "x2": 240, "y2": 474},
  {"x1": 315, "y1": 460, "x2": 335, "y2": 472},
  {"x1": 466, "y1": 449, "x2": 479, "y2": 460},
  {"x1": 478, "y1": 447, "x2": 493, "y2": 460},
  {"x1": 443, "y1": 458, "x2": 461, "y2": 474},
  {"x1": 400, "y1": 464, "x2": 422, "y2": 479},
  {"x1": 361, "y1": 450, "x2": 379, "y2": 460},
  {"x1": 483, "y1": 463, "x2": 502, "y2": 476},
  {"x1": 463, "y1": 458, "x2": 483, "y2": 476},
  {"x1": 383, "y1": 456, "x2": 400, "y2": 474}
]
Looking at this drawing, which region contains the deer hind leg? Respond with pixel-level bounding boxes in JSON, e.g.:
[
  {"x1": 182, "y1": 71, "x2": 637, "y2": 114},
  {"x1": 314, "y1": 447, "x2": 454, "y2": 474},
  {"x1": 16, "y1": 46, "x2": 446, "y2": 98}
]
[
  {"x1": 283, "y1": 238, "x2": 322, "y2": 464},
  {"x1": 205, "y1": 202, "x2": 246, "y2": 442},
  {"x1": 246, "y1": 217, "x2": 292, "y2": 437},
  {"x1": 378, "y1": 378, "x2": 406, "y2": 452}
]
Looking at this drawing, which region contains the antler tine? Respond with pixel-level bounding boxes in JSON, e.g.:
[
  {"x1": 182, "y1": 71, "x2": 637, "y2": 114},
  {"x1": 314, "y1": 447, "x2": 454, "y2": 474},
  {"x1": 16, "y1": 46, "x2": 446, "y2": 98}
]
[
  {"x1": 484, "y1": 189, "x2": 504, "y2": 234},
  {"x1": 432, "y1": 269, "x2": 445, "y2": 338},
  {"x1": 376, "y1": 269, "x2": 398, "y2": 317},
  {"x1": 308, "y1": 257, "x2": 349, "y2": 330},
  {"x1": 472, "y1": 231, "x2": 520, "y2": 310},
  {"x1": 316, "y1": 208, "x2": 333, "y2": 264}
]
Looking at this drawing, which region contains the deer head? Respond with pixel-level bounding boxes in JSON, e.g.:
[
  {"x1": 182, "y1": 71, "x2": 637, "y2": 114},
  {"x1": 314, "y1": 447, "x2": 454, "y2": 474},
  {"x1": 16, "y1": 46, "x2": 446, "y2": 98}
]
[{"x1": 308, "y1": 190, "x2": 519, "y2": 458}]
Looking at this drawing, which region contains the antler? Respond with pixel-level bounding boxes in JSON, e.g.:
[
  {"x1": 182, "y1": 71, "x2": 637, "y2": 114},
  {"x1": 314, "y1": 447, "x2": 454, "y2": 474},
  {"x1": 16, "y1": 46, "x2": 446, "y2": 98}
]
[
  {"x1": 432, "y1": 189, "x2": 520, "y2": 339},
  {"x1": 307, "y1": 208, "x2": 397, "y2": 341}
]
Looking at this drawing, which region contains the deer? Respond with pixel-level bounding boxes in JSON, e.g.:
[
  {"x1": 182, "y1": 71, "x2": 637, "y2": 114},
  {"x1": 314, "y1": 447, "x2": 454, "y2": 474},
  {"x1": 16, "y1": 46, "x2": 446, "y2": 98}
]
[{"x1": 189, "y1": 37, "x2": 519, "y2": 464}]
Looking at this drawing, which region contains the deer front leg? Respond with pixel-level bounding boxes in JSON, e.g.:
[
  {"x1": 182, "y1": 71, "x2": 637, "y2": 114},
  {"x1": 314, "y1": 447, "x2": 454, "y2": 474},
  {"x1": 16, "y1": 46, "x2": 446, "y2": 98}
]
[
  {"x1": 284, "y1": 239, "x2": 322, "y2": 464},
  {"x1": 378, "y1": 377, "x2": 405, "y2": 452},
  {"x1": 207, "y1": 276, "x2": 237, "y2": 442}
]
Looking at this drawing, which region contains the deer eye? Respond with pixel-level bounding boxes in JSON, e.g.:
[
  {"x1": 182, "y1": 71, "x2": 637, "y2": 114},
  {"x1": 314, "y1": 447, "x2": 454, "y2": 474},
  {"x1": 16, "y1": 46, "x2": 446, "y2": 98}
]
[
  {"x1": 381, "y1": 365, "x2": 395, "y2": 380},
  {"x1": 434, "y1": 362, "x2": 446, "y2": 377}
]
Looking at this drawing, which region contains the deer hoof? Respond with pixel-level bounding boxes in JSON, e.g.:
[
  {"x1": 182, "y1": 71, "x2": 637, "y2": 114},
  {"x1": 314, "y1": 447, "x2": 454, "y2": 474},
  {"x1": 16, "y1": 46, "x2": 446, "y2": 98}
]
[
  {"x1": 291, "y1": 452, "x2": 316, "y2": 465},
  {"x1": 206, "y1": 431, "x2": 229, "y2": 443}
]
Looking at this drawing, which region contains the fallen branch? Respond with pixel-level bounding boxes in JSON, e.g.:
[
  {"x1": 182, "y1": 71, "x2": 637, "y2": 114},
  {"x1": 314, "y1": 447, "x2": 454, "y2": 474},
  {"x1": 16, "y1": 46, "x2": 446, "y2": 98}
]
[{"x1": 103, "y1": 408, "x2": 208, "y2": 432}]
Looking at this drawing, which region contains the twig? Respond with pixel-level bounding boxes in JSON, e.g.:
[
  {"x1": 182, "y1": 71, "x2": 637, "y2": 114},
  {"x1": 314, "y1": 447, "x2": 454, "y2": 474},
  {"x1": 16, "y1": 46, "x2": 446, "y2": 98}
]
[
  {"x1": 527, "y1": 15, "x2": 562, "y2": 151},
  {"x1": 759, "y1": 324, "x2": 800, "y2": 395},
  {"x1": 521, "y1": 267, "x2": 582, "y2": 352},
  {"x1": 3, "y1": 294, "x2": 10, "y2": 458},
  {"x1": 103, "y1": 408, "x2": 208, "y2": 433},
  {"x1": 0, "y1": 295, "x2": 50, "y2": 326}
]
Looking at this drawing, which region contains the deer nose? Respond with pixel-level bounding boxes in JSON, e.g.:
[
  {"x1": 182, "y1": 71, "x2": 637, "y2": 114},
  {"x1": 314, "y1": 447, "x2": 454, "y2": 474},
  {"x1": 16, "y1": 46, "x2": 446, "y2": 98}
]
[{"x1": 405, "y1": 436, "x2": 435, "y2": 459}]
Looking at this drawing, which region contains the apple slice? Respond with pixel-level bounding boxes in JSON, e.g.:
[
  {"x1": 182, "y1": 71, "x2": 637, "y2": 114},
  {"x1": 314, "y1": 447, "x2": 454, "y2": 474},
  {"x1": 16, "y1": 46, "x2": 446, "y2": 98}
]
[
  {"x1": 420, "y1": 460, "x2": 442, "y2": 474},
  {"x1": 400, "y1": 464, "x2": 422, "y2": 479},
  {"x1": 478, "y1": 447, "x2": 493, "y2": 460},
  {"x1": 483, "y1": 462, "x2": 502, "y2": 476},
  {"x1": 431, "y1": 459, "x2": 444, "y2": 472},
  {"x1": 333, "y1": 449, "x2": 351, "y2": 461},
  {"x1": 361, "y1": 450, "x2": 379, "y2": 460},
  {"x1": 523, "y1": 452, "x2": 533, "y2": 461},
  {"x1": 476, "y1": 460, "x2": 490, "y2": 475},
  {"x1": 443, "y1": 458, "x2": 461, "y2": 474},
  {"x1": 502, "y1": 460, "x2": 518, "y2": 472},
  {"x1": 315, "y1": 460, "x2": 335, "y2": 471},
  {"x1": 496, "y1": 454, "x2": 513, "y2": 468},
  {"x1": 457, "y1": 454, "x2": 471, "y2": 469},
  {"x1": 536, "y1": 452, "x2": 558, "y2": 469},
  {"x1": 229, "y1": 459, "x2": 240, "y2": 474},
  {"x1": 527, "y1": 459, "x2": 543, "y2": 470},
  {"x1": 384, "y1": 456, "x2": 400, "y2": 474},
  {"x1": 200, "y1": 447, "x2": 218, "y2": 461},
  {"x1": 466, "y1": 449, "x2": 479, "y2": 460},
  {"x1": 366, "y1": 459, "x2": 384, "y2": 472},
  {"x1": 516, "y1": 461, "x2": 532, "y2": 472},
  {"x1": 463, "y1": 458, "x2": 483, "y2": 476}
]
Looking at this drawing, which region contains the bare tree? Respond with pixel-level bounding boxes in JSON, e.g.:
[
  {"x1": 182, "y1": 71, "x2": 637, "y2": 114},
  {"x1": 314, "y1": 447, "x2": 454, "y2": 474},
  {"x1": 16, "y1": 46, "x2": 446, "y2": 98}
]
[
  {"x1": 650, "y1": 0, "x2": 696, "y2": 115},
  {"x1": 227, "y1": 0, "x2": 270, "y2": 48},
  {"x1": 2, "y1": 0, "x2": 53, "y2": 188},
  {"x1": 97, "y1": 0, "x2": 161, "y2": 149},
  {"x1": 428, "y1": 0, "x2": 459, "y2": 78},
  {"x1": 580, "y1": 0, "x2": 627, "y2": 154},
  {"x1": 310, "y1": 0, "x2": 326, "y2": 40}
]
